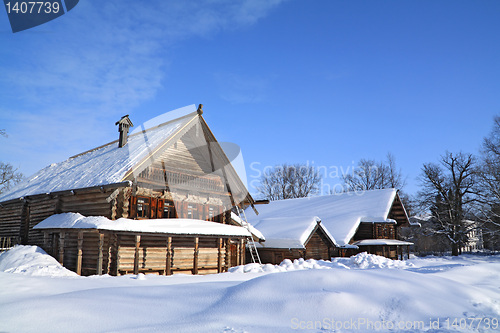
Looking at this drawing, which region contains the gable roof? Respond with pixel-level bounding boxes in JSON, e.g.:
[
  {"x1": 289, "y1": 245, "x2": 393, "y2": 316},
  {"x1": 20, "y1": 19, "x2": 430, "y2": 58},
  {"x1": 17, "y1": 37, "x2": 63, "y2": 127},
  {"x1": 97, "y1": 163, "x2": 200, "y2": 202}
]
[
  {"x1": 0, "y1": 105, "x2": 253, "y2": 207},
  {"x1": 246, "y1": 188, "x2": 407, "y2": 247},
  {"x1": 251, "y1": 216, "x2": 335, "y2": 249}
]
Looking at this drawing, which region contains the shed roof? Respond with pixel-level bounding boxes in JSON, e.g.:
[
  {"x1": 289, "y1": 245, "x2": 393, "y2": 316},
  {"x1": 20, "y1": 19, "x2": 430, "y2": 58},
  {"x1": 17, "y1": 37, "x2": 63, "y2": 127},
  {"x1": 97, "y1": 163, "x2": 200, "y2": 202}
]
[
  {"x1": 34, "y1": 212, "x2": 251, "y2": 237},
  {"x1": 246, "y1": 188, "x2": 406, "y2": 247}
]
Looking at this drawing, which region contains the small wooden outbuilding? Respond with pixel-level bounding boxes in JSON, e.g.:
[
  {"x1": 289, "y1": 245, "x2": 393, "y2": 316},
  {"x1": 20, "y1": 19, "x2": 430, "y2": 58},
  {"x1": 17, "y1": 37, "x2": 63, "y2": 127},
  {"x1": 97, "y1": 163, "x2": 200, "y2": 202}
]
[
  {"x1": 35, "y1": 213, "x2": 250, "y2": 275},
  {"x1": 245, "y1": 188, "x2": 413, "y2": 263}
]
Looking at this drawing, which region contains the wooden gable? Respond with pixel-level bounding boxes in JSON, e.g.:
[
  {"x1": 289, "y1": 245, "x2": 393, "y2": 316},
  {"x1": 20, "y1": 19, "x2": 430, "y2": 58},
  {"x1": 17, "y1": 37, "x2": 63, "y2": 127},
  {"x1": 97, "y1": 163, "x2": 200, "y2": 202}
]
[{"x1": 122, "y1": 113, "x2": 253, "y2": 223}]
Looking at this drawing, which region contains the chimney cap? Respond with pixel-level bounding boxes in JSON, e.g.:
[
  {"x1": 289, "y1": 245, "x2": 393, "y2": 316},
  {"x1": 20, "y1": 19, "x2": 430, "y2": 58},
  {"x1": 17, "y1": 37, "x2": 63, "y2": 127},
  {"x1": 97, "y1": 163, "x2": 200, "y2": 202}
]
[{"x1": 115, "y1": 115, "x2": 134, "y2": 127}]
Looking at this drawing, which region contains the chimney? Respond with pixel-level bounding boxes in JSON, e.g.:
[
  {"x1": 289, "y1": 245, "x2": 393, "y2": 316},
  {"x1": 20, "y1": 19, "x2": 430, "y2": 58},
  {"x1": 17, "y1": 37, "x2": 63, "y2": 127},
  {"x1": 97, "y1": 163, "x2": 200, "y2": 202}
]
[{"x1": 115, "y1": 115, "x2": 133, "y2": 148}]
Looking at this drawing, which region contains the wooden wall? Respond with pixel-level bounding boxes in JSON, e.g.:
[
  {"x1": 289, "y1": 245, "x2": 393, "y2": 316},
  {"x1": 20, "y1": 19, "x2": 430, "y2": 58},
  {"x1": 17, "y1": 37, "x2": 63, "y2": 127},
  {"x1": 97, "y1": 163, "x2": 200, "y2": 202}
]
[
  {"x1": 305, "y1": 229, "x2": 332, "y2": 260},
  {"x1": 42, "y1": 230, "x2": 243, "y2": 276},
  {"x1": 256, "y1": 248, "x2": 305, "y2": 265},
  {"x1": 352, "y1": 222, "x2": 397, "y2": 241},
  {"x1": 0, "y1": 201, "x2": 24, "y2": 241}
]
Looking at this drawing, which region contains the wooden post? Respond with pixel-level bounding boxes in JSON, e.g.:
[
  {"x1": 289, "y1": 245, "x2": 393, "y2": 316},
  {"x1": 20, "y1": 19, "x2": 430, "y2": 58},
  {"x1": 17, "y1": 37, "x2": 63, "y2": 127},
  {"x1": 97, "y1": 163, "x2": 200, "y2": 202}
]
[
  {"x1": 239, "y1": 238, "x2": 245, "y2": 265},
  {"x1": 58, "y1": 232, "x2": 65, "y2": 265},
  {"x1": 225, "y1": 239, "x2": 230, "y2": 271},
  {"x1": 166, "y1": 236, "x2": 172, "y2": 276},
  {"x1": 193, "y1": 237, "x2": 199, "y2": 275},
  {"x1": 217, "y1": 238, "x2": 223, "y2": 273},
  {"x1": 97, "y1": 233, "x2": 104, "y2": 275},
  {"x1": 115, "y1": 234, "x2": 121, "y2": 276},
  {"x1": 76, "y1": 231, "x2": 83, "y2": 275},
  {"x1": 133, "y1": 235, "x2": 141, "y2": 275},
  {"x1": 236, "y1": 240, "x2": 241, "y2": 266}
]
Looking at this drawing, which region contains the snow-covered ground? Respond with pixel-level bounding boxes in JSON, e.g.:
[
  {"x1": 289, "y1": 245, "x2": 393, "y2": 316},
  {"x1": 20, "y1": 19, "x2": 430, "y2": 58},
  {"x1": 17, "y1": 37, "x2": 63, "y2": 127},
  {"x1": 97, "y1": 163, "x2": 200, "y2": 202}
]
[{"x1": 1, "y1": 246, "x2": 499, "y2": 332}]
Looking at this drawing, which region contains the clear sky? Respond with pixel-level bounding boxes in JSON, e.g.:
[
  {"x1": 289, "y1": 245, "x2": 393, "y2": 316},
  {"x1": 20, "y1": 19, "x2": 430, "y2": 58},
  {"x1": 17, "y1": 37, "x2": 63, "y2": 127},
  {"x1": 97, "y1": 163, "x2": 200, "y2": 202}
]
[{"x1": 1, "y1": 0, "x2": 499, "y2": 197}]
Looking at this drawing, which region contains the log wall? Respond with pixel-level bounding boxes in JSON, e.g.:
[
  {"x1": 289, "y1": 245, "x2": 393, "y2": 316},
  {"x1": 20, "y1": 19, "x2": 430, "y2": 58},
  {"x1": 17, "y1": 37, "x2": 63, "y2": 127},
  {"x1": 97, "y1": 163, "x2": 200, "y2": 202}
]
[
  {"x1": 0, "y1": 201, "x2": 24, "y2": 241},
  {"x1": 305, "y1": 230, "x2": 332, "y2": 260},
  {"x1": 42, "y1": 231, "x2": 239, "y2": 276}
]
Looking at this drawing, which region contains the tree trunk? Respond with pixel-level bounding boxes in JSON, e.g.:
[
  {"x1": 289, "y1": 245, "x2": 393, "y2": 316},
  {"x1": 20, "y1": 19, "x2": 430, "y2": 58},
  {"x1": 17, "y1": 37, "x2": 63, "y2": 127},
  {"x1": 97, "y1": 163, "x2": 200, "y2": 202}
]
[{"x1": 451, "y1": 243, "x2": 459, "y2": 256}]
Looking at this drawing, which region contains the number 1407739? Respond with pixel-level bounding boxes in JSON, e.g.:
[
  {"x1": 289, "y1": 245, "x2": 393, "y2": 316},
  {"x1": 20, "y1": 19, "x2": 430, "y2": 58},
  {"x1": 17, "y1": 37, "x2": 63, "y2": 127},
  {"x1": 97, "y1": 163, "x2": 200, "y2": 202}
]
[{"x1": 5, "y1": 2, "x2": 61, "y2": 14}]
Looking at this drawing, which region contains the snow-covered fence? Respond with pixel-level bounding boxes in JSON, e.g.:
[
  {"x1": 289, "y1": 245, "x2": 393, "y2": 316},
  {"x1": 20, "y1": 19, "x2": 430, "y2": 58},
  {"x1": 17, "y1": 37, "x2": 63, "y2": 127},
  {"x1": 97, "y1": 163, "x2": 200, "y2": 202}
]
[{"x1": 0, "y1": 237, "x2": 17, "y2": 253}]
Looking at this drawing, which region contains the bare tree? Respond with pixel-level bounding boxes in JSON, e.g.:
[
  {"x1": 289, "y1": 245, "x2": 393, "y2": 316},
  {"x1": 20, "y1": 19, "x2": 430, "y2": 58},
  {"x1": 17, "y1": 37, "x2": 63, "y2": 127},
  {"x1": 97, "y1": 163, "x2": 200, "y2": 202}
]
[
  {"x1": 257, "y1": 163, "x2": 322, "y2": 200},
  {"x1": 343, "y1": 153, "x2": 406, "y2": 191},
  {"x1": 419, "y1": 152, "x2": 478, "y2": 256},
  {"x1": 477, "y1": 116, "x2": 500, "y2": 250},
  {"x1": 0, "y1": 130, "x2": 24, "y2": 195},
  {"x1": 0, "y1": 162, "x2": 24, "y2": 195}
]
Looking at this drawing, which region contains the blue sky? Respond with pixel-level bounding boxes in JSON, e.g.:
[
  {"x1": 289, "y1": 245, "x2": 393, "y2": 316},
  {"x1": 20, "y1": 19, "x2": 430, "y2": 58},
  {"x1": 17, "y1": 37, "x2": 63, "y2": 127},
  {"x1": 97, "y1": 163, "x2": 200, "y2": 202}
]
[{"x1": 1, "y1": 0, "x2": 499, "y2": 197}]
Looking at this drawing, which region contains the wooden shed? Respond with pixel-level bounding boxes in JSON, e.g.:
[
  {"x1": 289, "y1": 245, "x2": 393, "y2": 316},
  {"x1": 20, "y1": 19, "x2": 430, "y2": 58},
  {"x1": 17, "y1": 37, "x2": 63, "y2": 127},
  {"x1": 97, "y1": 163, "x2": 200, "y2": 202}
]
[
  {"x1": 34, "y1": 213, "x2": 250, "y2": 275},
  {"x1": 243, "y1": 216, "x2": 336, "y2": 265},
  {"x1": 0, "y1": 104, "x2": 256, "y2": 275}
]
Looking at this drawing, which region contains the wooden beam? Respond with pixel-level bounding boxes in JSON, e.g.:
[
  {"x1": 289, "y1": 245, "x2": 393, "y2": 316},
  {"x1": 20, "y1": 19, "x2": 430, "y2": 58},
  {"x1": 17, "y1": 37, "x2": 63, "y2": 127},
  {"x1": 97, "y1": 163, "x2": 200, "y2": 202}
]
[
  {"x1": 193, "y1": 237, "x2": 199, "y2": 275},
  {"x1": 58, "y1": 232, "x2": 65, "y2": 265},
  {"x1": 239, "y1": 238, "x2": 245, "y2": 265},
  {"x1": 225, "y1": 239, "x2": 230, "y2": 271},
  {"x1": 217, "y1": 238, "x2": 222, "y2": 273},
  {"x1": 115, "y1": 234, "x2": 120, "y2": 276},
  {"x1": 76, "y1": 231, "x2": 83, "y2": 275},
  {"x1": 133, "y1": 235, "x2": 141, "y2": 275},
  {"x1": 97, "y1": 233, "x2": 104, "y2": 275},
  {"x1": 166, "y1": 236, "x2": 172, "y2": 276}
]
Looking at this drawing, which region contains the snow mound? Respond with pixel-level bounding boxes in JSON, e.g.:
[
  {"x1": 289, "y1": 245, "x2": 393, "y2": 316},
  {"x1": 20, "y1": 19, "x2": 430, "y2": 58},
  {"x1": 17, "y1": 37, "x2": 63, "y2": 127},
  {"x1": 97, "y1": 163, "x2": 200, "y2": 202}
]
[
  {"x1": 229, "y1": 252, "x2": 413, "y2": 273},
  {"x1": 0, "y1": 245, "x2": 78, "y2": 277},
  {"x1": 349, "y1": 251, "x2": 411, "y2": 269}
]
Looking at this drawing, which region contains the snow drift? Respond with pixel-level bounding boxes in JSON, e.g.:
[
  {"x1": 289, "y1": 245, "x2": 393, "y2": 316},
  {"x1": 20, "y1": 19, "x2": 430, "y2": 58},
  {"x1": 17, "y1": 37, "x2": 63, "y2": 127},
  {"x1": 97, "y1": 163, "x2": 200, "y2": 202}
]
[{"x1": 0, "y1": 245, "x2": 77, "y2": 277}]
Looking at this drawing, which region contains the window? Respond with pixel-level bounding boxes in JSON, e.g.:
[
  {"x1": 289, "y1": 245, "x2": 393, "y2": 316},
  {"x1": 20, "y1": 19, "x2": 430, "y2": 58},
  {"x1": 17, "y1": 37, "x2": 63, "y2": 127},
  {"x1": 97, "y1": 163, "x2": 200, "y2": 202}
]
[
  {"x1": 187, "y1": 204, "x2": 198, "y2": 219},
  {"x1": 163, "y1": 200, "x2": 177, "y2": 218},
  {"x1": 137, "y1": 197, "x2": 150, "y2": 218}
]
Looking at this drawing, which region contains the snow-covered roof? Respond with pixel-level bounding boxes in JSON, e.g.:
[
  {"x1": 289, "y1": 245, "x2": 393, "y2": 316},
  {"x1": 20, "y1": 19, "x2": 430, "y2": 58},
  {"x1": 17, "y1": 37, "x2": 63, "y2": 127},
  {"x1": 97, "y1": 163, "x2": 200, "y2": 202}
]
[
  {"x1": 0, "y1": 105, "x2": 198, "y2": 203},
  {"x1": 34, "y1": 213, "x2": 251, "y2": 237},
  {"x1": 246, "y1": 189, "x2": 399, "y2": 247},
  {"x1": 230, "y1": 212, "x2": 265, "y2": 241},
  {"x1": 352, "y1": 239, "x2": 414, "y2": 246},
  {"x1": 251, "y1": 216, "x2": 335, "y2": 249}
]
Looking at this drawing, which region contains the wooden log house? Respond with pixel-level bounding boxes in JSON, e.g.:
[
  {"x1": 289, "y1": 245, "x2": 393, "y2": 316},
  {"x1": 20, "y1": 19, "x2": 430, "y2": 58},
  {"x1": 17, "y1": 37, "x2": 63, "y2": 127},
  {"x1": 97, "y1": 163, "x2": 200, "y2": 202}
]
[
  {"x1": 245, "y1": 188, "x2": 413, "y2": 264},
  {"x1": 0, "y1": 104, "x2": 256, "y2": 275}
]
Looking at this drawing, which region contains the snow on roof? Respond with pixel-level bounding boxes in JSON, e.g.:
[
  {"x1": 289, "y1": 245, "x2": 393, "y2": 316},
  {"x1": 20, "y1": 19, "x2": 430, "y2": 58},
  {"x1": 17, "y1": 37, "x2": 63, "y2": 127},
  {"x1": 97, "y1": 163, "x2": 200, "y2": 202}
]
[
  {"x1": 34, "y1": 213, "x2": 251, "y2": 237},
  {"x1": 246, "y1": 189, "x2": 398, "y2": 247},
  {"x1": 352, "y1": 239, "x2": 414, "y2": 246},
  {"x1": 230, "y1": 212, "x2": 265, "y2": 241},
  {"x1": 0, "y1": 105, "x2": 198, "y2": 202},
  {"x1": 252, "y1": 216, "x2": 324, "y2": 249}
]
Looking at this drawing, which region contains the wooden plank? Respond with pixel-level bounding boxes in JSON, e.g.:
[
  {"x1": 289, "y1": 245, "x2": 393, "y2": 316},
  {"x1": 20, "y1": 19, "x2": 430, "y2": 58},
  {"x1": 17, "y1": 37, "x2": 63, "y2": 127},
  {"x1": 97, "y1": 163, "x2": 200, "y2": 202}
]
[
  {"x1": 76, "y1": 231, "x2": 83, "y2": 275},
  {"x1": 97, "y1": 233, "x2": 104, "y2": 275},
  {"x1": 217, "y1": 238, "x2": 222, "y2": 273},
  {"x1": 166, "y1": 236, "x2": 172, "y2": 275},
  {"x1": 133, "y1": 235, "x2": 140, "y2": 274},
  {"x1": 193, "y1": 237, "x2": 199, "y2": 275},
  {"x1": 239, "y1": 238, "x2": 245, "y2": 265},
  {"x1": 225, "y1": 239, "x2": 230, "y2": 271}
]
